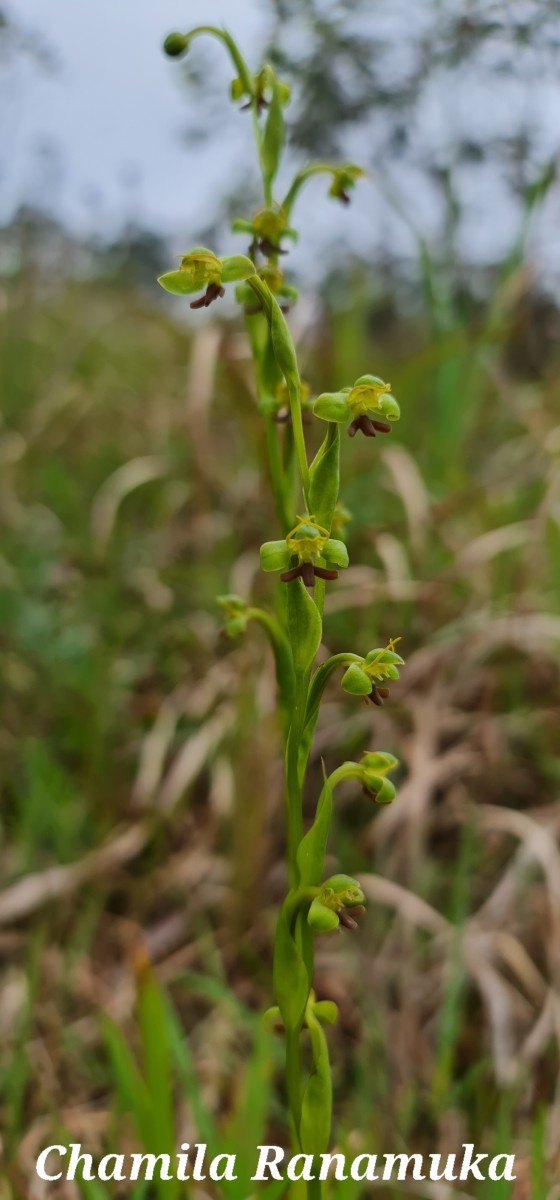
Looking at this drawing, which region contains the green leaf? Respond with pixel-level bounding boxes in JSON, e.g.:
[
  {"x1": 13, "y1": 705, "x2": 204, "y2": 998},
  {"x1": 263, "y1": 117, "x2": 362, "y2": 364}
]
[
  {"x1": 341, "y1": 662, "x2": 371, "y2": 695},
  {"x1": 136, "y1": 966, "x2": 178, "y2": 1200},
  {"x1": 261, "y1": 75, "x2": 285, "y2": 189},
  {"x1": 309, "y1": 424, "x2": 340, "y2": 530},
  {"x1": 313, "y1": 392, "x2": 349, "y2": 422},
  {"x1": 323, "y1": 538, "x2": 349, "y2": 568},
  {"x1": 273, "y1": 905, "x2": 310, "y2": 1031},
  {"x1": 297, "y1": 773, "x2": 333, "y2": 887},
  {"x1": 300, "y1": 1014, "x2": 332, "y2": 1156},
  {"x1": 102, "y1": 1015, "x2": 151, "y2": 1146},
  {"x1": 286, "y1": 578, "x2": 322, "y2": 677},
  {"x1": 260, "y1": 540, "x2": 291, "y2": 571},
  {"x1": 157, "y1": 270, "x2": 201, "y2": 296}
]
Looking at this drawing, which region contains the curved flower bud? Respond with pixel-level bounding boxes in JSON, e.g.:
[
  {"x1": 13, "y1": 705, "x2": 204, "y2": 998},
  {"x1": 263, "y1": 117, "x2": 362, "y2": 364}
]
[
  {"x1": 282, "y1": 161, "x2": 365, "y2": 218},
  {"x1": 308, "y1": 874, "x2": 366, "y2": 933},
  {"x1": 163, "y1": 32, "x2": 189, "y2": 57},
  {"x1": 360, "y1": 751, "x2": 399, "y2": 805},
  {"x1": 341, "y1": 637, "x2": 404, "y2": 705},
  {"x1": 330, "y1": 499, "x2": 352, "y2": 537},
  {"x1": 312, "y1": 1000, "x2": 339, "y2": 1025},
  {"x1": 232, "y1": 64, "x2": 291, "y2": 114},
  {"x1": 216, "y1": 594, "x2": 250, "y2": 638},
  {"x1": 313, "y1": 373, "x2": 400, "y2": 438},
  {"x1": 328, "y1": 163, "x2": 366, "y2": 204},
  {"x1": 158, "y1": 249, "x2": 255, "y2": 310},
  {"x1": 260, "y1": 515, "x2": 349, "y2": 589}
]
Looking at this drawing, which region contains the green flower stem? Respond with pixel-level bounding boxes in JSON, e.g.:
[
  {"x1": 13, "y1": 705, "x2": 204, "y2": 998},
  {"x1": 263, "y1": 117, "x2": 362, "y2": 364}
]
[
  {"x1": 182, "y1": 26, "x2": 253, "y2": 94},
  {"x1": 247, "y1": 275, "x2": 310, "y2": 503},
  {"x1": 305, "y1": 653, "x2": 362, "y2": 728},
  {"x1": 285, "y1": 681, "x2": 309, "y2": 884},
  {"x1": 264, "y1": 414, "x2": 292, "y2": 533},
  {"x1": 282, "y1": 163, "x2": 340, "y2": 216},
  {"x1": 247, "y1": 606, "x2": 295, "y2": 727},
  {"x1": 308, "y1": 1176, "x2": 323, "y2": 1200}
]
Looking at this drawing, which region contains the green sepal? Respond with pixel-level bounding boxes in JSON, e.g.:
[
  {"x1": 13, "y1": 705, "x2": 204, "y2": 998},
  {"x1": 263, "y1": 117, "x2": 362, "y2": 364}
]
[
  {"x1": 341, "y1": 662, "x2": 372, "y2": 696},
  {"x1": 368, "y1": 776, "x2": 396, "y2": 805},
  {"x1": 308, "y1": 899, "x2": 339, "y2": 932},
  {"x1": 287, "y1": 578, "x2": 322, "y2": 677},
  {"x1": 219, "y1": 254, "x2": 255, "y2": 282},
  {"x1": 309, "y1": 424, "x2": 340, "y2": 530},
  {"x1": 364, "y1": 648, "x2": 405, "y2": 667},
  {"x1": 361, "y1": 751, "x2": 399, "y2": 774},
  {"x1": 354, "y1": 373, "x2": 386, "y2": 387},
  {"x1": 157, "y1": 270, "x2": 201, "y2": 296},
  {"x1": 260, "y1": 540, "x2": 291, "y2": 572},
  {"x1": 323, "y1": 538, "x2": 349, "y2": 568},
  {"x1": 231, "y1": 216, "x2": 254, "y2": 234},
  {"x1": 230, "y1": 76, "x2": 247, "y2": 101},
  {"x1": 273, "y1": 904, "x2": 311, "y2": 1031},
  {"x1": 312, "y1": 392, "x2": 350, "y2": 423},
  {"x1": 377, "y1": 393, "x2": 400, "y2": 421}
]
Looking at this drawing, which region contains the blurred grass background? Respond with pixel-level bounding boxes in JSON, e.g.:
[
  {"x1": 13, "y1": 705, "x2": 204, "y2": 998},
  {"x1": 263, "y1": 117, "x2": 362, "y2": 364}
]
[{"x1": 2, "y1": 2, "x2": 560, "y2": 1197}]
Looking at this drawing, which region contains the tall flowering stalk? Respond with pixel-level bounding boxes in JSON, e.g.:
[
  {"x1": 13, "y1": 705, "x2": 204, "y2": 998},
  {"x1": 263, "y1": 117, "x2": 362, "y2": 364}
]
[{"x1": 160, "y1": 25, "x2": 404, "y2": 1194}]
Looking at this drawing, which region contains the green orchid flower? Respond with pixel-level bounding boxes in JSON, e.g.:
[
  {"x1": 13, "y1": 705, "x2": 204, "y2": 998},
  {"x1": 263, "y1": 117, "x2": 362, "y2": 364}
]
[
  {"x1": 308, "y1": 874, "x2": 366, "y2": 933},
  {"x1": 313, "y1": 373, "x2": 400, "y2": 438},
  {"x1": 341, "y1": 638, "x2": 405, "y2": 705},
  {"x1": 232, "y1": 204, "x2": 298, "y2": 258},
  {"x1": 158, "y1": 247, "x2": 255, "y2": 310},
  {"x1": 260, "y1": 515, "x2": 349, "y2": 588}
]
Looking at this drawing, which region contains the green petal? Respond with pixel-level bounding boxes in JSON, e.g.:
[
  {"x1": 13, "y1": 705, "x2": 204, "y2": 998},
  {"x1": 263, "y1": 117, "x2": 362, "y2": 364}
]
[
  {"x1": 312, "y1": 392, "x2": 350, "y2": 423},
  {"x1": 220, "y1": 254, "x2": 256, "y2": 282},
  {"x1": 260, "y1": 540, "x2": 291, "y2": 572},
  {"x1": 323, "y1": 538, "x2": 349, "y2": 568},
  {"x1": 157, "y1": 270, "x2": 201, "y2": 296},
  {"x1": 341, "y1": 663, "x2": 372, "y2": 696}
]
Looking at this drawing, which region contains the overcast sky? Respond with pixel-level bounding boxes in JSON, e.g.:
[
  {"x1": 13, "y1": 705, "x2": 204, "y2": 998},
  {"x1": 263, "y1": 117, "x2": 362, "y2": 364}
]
[
  {"x1": 4, "y1": 1, "x2": 560, "y2": 289},
  {"x1": 4, "y1": 0, "x2": 266, "y2": 236}
]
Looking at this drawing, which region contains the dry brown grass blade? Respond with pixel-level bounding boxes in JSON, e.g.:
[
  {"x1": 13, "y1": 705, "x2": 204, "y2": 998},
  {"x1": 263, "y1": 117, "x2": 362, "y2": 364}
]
[
  {"x1": 476, "y1": 804, "x2": 560, "y2": 924},
  {"x1": 0, "y1": 823, "x2": 149, "y2": 926},
  {"x1": 90, "y1": 454, "x2": 169, "y2": 554},
  {"x1": 157, "y1": 704, "x2": 235, "y2": 811},
  {"x1": 382, "y1": 443, "x2": 431, "y2": 553},
  {"x1": 463, "y1": 929, "x2": 519, "y2": 1084},
  {"x1": 360, "y1": 874, "x2": 450, "y2": 936}
]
